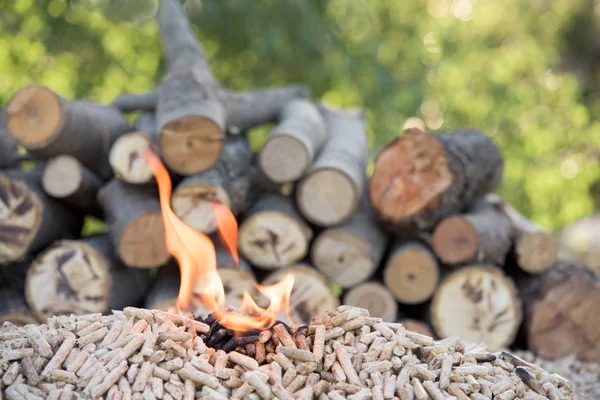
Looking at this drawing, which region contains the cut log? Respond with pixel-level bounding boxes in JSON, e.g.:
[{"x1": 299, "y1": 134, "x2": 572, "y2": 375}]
[
  {"x1": 108, "y1": 112, "x2": 159, "y2": 184},
  {"x1": 369, "y1": 128, "x2": 503, "y2": 232},
  {"x1": 111, "y1": 85, "x2": 311, "y2": 134},
  {"x1": 485, "y1": 194, "x2": 558, "y2": 274},
  {"x1": 24, "y1": 234, "x2": 153, "y2": 322},
  {"x1": 0, "y1": 259, "x2": 37, "y2": 326},
  {"x1": 400, "y1": 319, "x2": 435, "y2": 338},
  {"x1": 97, "y1": 179, "x2": 170, "y2": 268},
  {"x1": 556, "y1": 214, "x2": 600, "y2": 278},
  {"x1": 383, "y1": 238, "x2": 440, "y2": 305},
  {"x1": 42, "y1": 154, "x2": 103, "y2": 217},
  {"x1": 238, "y1": 193, "x2": 312, "y2": 270},
  {"x1": 171, "y1": 136, "x2": 253, "y2": 234},
  {"x1": 262, "y1": 264, "x2": 340, "y2": 325},
  {"x1": 432, "y1": 200, "x2": 512, "y2": 266},
  {"x1": 430, "y1": 264, "x2": 522, "y2": 351},
  {"x1": 342, "y1": 281, "x2": 398, "y2": 322},
  {"x1": 258, "y1": 99, "x2": 327, "y2": 183},
  {"x1": 296, "y1": 104, "x2": 369, "y2": 226},
  {"x1": 155, "y1": 0, "x2": 226, "y2": 175},
  {"x1": 0, "y1": 166, "x2": 83, "y2": 265},
  {"x1": 0, "y1": 109, "x2": 26, "y2": 170},
  {"x1": 4, "y1": 85, "x2": 132, "y2": 180},
  {"x1": 311, "y1": 196, "x2": 387, "y2": 288},
  {"x1": 518, "y1": 262, "x2": 600, "y2": 362}
]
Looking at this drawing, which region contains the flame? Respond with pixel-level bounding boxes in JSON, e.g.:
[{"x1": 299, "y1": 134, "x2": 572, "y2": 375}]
[{"x1": 142, "y1": 149, "x2": 294, "y2": 332}]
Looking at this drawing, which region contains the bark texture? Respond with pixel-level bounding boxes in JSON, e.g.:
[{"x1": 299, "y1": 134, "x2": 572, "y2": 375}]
[
  {"x1": 0, "y1": 109, "x2": 24, "y2": 169},
  {"x1": 0, "y1": 259, "x2": 37, "y2": 326}
]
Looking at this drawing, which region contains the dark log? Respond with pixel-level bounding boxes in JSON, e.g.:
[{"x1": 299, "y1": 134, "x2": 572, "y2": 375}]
[
  {"x1": 4, "y1": 85, "x2": 132, "y2": 180},
  {"x1": 238, "y1": 193, "x2": 312, "y2": 270},
  {"x1": 24, "y1": 234, "x2": 153, "y2": 322},
  {"x1": 109, "y1": 112, "x2": 159, "y2": 184},
  {"x1": 430, "y1": 264, "x2": 522, "y2": 351},
  {"x1": 296, "y1": 104, "x2": 369, "y2": 226},
  {"x1": 42, "y1": 154, "x2": 103, "y2": 217},
  {"x1": 171, "y1": 136, "x2": 253, "y2": 234},
  {"x1": 258, "y1": 99, "x2": 327, "y2": 183},
  {"x1": 311, "y1": 195, "x2": 387, "y2": 288},
  {"x1": 369, "y1": 128, "x2": 503, "y2": 232},
  {"x1": 0, "y1": 109, "x2": 26, "y2": 170},
  {"x1": 485, "y1": 194, "x2": 558, "y2": 274},
  {"x1": 432, "y1": 200, "x2": 512, "y2": 266},
  {"x1": 342, "y1": 281, "x2": 398, "y2": 322},
  {"x1": 0, "y1": 259, "x2": 37, "y2": 326},
  {"x1": 0, "y1": 165, "x2": 83, "y2": 265},
  {"x1": 261, "y1": 264, "x2": 340, "y2": 326},
  {"x1": 97, "y1": 179, "x2": 170, "y2": 268},
  {"x1": 383, "y1": 237, "x2": 440, "y2": 305}
]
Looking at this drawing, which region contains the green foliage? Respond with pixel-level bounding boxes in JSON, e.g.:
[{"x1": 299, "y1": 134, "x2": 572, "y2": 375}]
[{"x1": 1, "y1": 0, "x2": 599, "y2": 232}]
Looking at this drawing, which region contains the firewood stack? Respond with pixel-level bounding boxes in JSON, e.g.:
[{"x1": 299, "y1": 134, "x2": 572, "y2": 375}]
[{"x1": 0, "y1": 0, "x2": 598, "y2": 381}]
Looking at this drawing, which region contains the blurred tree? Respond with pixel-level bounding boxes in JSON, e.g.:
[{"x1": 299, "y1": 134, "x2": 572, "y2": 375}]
[{"x1": 0, "y1": 0, "x2": 598, "y2": 232}]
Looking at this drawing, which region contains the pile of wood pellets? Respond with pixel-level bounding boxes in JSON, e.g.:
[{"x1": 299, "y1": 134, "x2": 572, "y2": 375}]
[{"x1": 0, "y1": 306, "x2": 581, "y2": 400}]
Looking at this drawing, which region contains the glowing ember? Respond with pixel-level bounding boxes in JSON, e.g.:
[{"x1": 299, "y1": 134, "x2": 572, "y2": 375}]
[{"x1": 142, "y1": 149, "x2": 295, "y2": 332}]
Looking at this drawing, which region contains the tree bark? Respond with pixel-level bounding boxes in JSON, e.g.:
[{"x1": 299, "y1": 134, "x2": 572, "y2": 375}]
[
  {"x1": 97, "y1": 179, "x2": 170, "y2": 268},
  {"x1": 429, "y1": 264, "x2": 522, "y2": 351},
  {"x1": 0, "y1": 109, "x2": 25, "y2": 170},
  {"x1": 342, "y1": 281, "x2": 398, "y2": 323},
  {"x1": 296, "y1": 104, "x2": 369, "y2": 227},
  {"x1": 238, "y1": 193, "x2": 312, "y2": 270},
  {"x1": 109, "y1": 112, "x2": 159, "y2": 185},
  {"x1": 485, "y1": 194, "x2": 558, "y2": 274},
  {"x1": 432, "y1": 200, "x2": 512, "y2": 266},
  {"x1": 369, "y1": 128, "x2": 504, "y2": 232},
  {"x1": 311, "y1": 195, "x2": 388, "y2": 288},
  {"x1": 261, "y1": 264, "x2": 340, "y2": 326},
  {"x1": 24, "y1": 234, "x2": 153, "y2": 322},
  {"x1": 42, "y1": 154, "x2": 104, "y2": 218},
  {"x1": 0, "y1": 259, "x2": 37, "y2": 326},
  {"x1": 0, "y1": 165, "x2": 83, "y2": 265},
  {"x1": 383, "y1": 237, "x2": 440, "y2": 305},
  {"x1": 171, "y1": 136, "x2": 253, "y2": 234},
  {"x1": 4, "y1": 85, "x2": 132, "y2": 180},
  {"x1": 258, "y1": 99, "x2": 327, "y2": 183}
]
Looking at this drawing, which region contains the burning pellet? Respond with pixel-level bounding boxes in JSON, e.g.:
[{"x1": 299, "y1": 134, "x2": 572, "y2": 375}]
[
  {"x1": 41, "y1": 334, "x2": 76, "y2": 377},
  {"x1": 273, "y1": 324, "x2": 296, "y2": 349},
  {"x1": 228, "y1": 351, "x2": 259, "y2": 371},
  {"x1": 23, "y1": 325, "x2": 53, "y2": 359},
  {"x1": 515, "y1": 367, "x2": 545, "y2": 395}
]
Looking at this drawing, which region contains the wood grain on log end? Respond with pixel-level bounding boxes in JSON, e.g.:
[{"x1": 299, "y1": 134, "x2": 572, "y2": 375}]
[
  {"x1": 262, "y1": 264, "x2": 340, "y2": 326},
  {"x1": 516, "y1": 232, "x2": 558, "y2": 274},
  {"x1": 430, "y1": 264, "x2": 522, "y2": 351},
  {"x1": 400, "y1": 319, "x2": 435, "y2": 338},
  {"x1": 109, "y1": 132, "x2": 156, "y2": 184},
  {"x1": 432, "y1": 215, "x2": 478, "y2": 264},
  {"x1": 119, "y1": 212, "x2": 168, "y2": 268},
  {"x1": 238, "y1": 194, "x2": 312, "y2": 269},
  {"x1": 383, "y1": 239, "x2": 440, "y2": 305},
  {"x1": 343, "y1": 281, "x2": 398, "y2": 322},
  {"x1": 171, "y1": 181, "x2": 231, "y2": 235}
]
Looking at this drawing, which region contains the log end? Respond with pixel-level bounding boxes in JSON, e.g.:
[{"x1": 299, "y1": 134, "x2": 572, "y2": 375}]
[
  {"x1": 368, "y1": 128, "x2": 454, "y2": 229},
  {"x1": 118, "y1": 212, "x2": 170, "y2": 268},
  {"x1": 0, "y1": 174, "x2": 43, "y2": 264},
  {"x1": 430, "y1": 265, "x2": 522, "y2": 350},
  {"x1": 343, "y1": 282, "x2": 398, "y2": 322},
  {"x1": 108, "y1": 132, "x2": 155, "y2": 184},
  {"x1": 432, "y1": 215, "x2": 479, "y2": 265},
  {"x1": 258, "y1": 135, "x2": 310, "y2": 183},
  {"x1": 42, "y1": 155, "x2": 83, "y2": 199},
  {"x1": 171, "y1": 183, "x2": 231, "y2": 235},
  {"x1": 516, "y1": 232, "x2": 558, "y2": 274},
  {"x1": 5, "y1": 84, "x2": 63, "y2": 149},
  {"x1": 159, "y1": 115, "x2": 225, "y2": 175},
  {"x1": 297, "y1": 168, "x2": 358, "y2": 226},
  {"x1": 400, "y1": 319, "x2": 435, "y2": 338}
]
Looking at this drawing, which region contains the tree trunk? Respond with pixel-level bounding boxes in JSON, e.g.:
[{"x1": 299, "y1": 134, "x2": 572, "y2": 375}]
[
  {"x1": 24, "y1": 234, "x2": 152, "y2": 322},
  {"x1": 429, "y1": 264, "x2": 522, "y2": 351},
  {"x1": 0, "y1": 259, "x2": 37, "y2": 326},
  {"x1": 311, "y1": 195, "x2": 388, "y2": 288},
  {"x1": 238, "y1": 193, "x2": 312, "y2": 270},
  {"x1": 4, "y1": 85, "x2": 132, "y2": 180},
  {"x1": 261, "y1": 264, "x2": 340, "y2": 326},
  {"x1": 517, "y1": 262, "x2": 600, "y2": 362},
  {"x1": 42, "y1": 155, "x2": 104, "y2": 218},
  {"x1": 108, "y1": 112, "x2": 160, "y2": 185},
  {"x1": 171, "y1": 136, "x2": 253, "y2": 234},
  {"x1": 296, "y1": 104, "x2": 369, "y2": 227},
  {"x1": 0, "y1": 109, "x2": 25, "y2": 170},
  {"x1": 382, "y1": 237, "x2": 440, "y2": 305},
  {"x1": 0, "y1": 165, "x2": 83, "y2": 265},
  {"x1": 369, "y1": 128, "x2": 503, "y2": 232},
  {"x1": 432, "y1": 200, "x2": 512, "y2": 266},
  {"x1": 97, "y1": 179, "x2": 170, "y2": 268},
  {"x1": 486, "y1": 194, "x2": 558, "y2": 274},
  {"x1": 258, "y1": 99, "x2": 327, "y2": 183},
  {"x1": 342, "y1": 281, "x2": 398, "y2": 322}
]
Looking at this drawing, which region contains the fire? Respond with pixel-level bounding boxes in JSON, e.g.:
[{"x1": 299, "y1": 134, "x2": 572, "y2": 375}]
[{"x1": 142, "y1": 149, "x2": 295, "y2": 332}]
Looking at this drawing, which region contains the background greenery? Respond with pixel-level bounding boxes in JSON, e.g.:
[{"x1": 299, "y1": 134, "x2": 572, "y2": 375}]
[{"x1": 1, "y1": 0, "x2": 599, "y2": 233}]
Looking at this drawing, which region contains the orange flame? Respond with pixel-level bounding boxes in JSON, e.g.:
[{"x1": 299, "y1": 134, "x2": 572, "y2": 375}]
[{"x1": 142, "y1": 149, "x2": 295, "y2": 332}]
